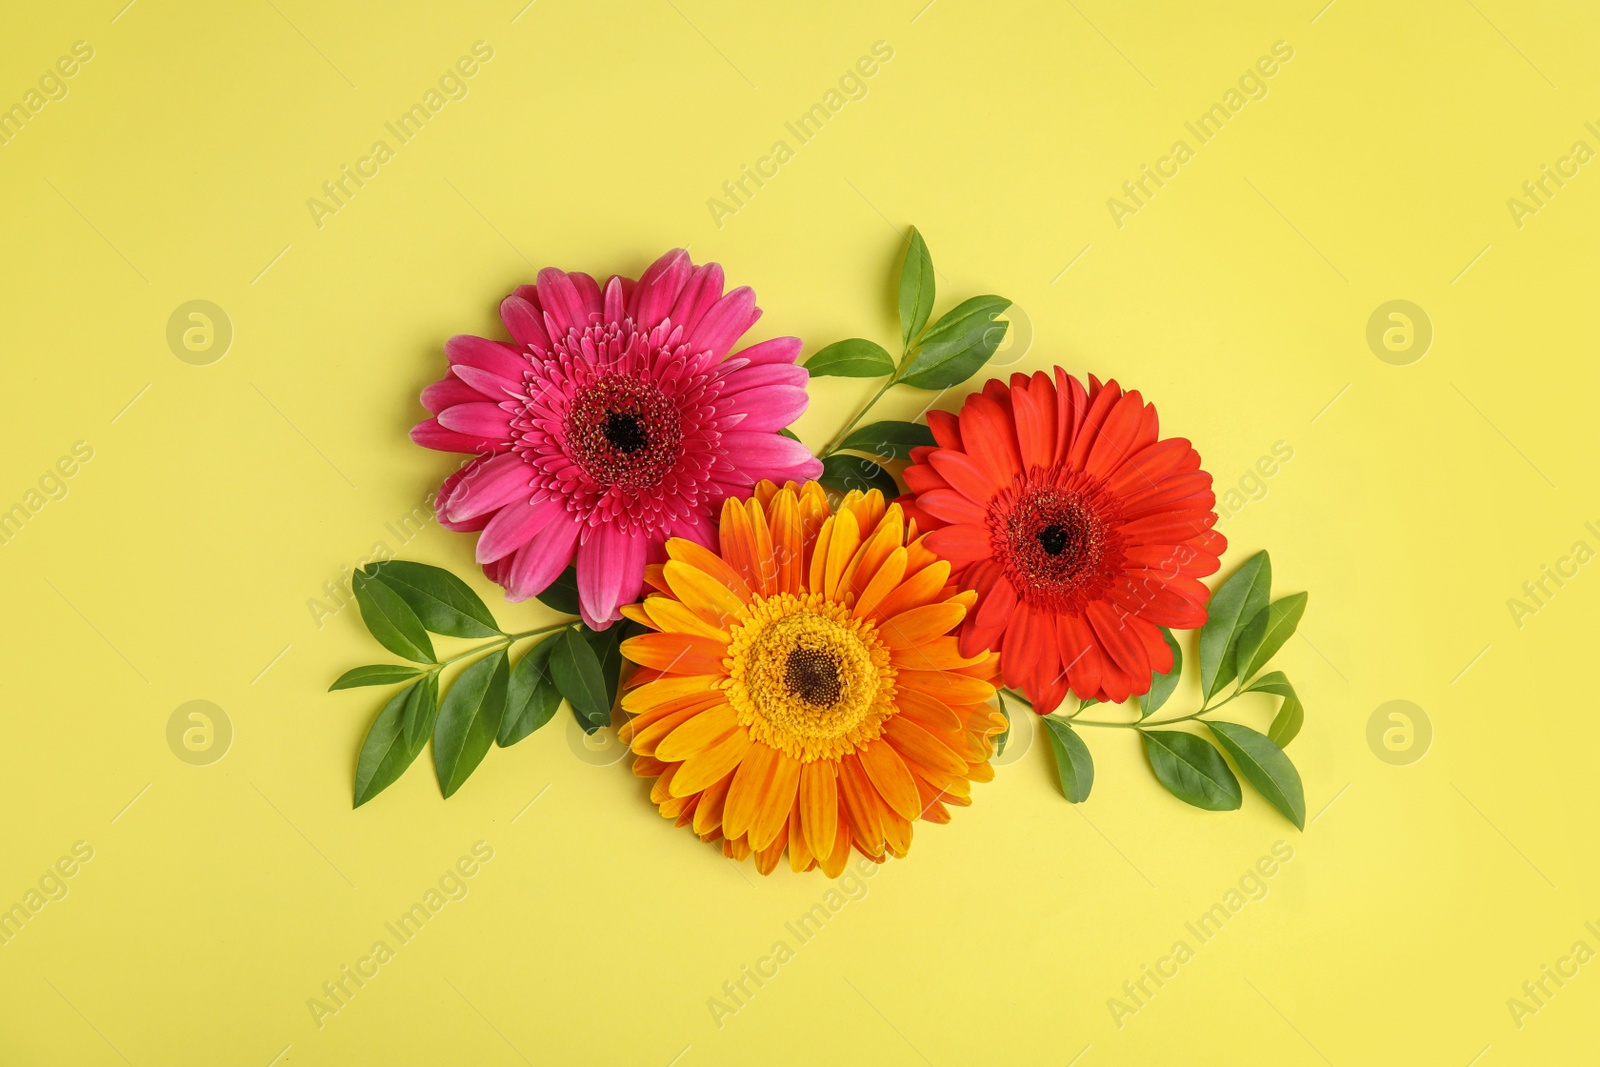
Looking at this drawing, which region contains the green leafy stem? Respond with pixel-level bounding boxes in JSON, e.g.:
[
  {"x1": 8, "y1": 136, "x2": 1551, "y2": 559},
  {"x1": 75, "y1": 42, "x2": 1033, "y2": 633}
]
[
  {"x1": 800, "y1": 226, "x2": 1013, "y2": 499},
  {"x1": 995, "y1": 550, "x2": 1310, "y2": 829},
  {"x1": 330, "y1": 560, "x2": 638, "y2": 808}
]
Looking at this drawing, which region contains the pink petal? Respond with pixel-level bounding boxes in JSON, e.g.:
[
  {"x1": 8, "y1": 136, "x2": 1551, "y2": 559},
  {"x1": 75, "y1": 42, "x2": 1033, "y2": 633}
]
[
  {"x1": 536, "y1": 268, "x2": 588, "y2": 336},
  {"x1": 443, "y1": 453, "x2": 534, "y2": 521},
  {"x1": 717, "y1": 431, "x2": 814, "y2": 470},
  {"x1": 504, "y1": 516, "x2": 583, "y2": 601},
  {"x1": 668, "y1": 263, "x2": 725, "y2": 335},
  {"x1": 445, "y1": 335, "x2": 527, "y2": 380},
  {"x1": 437, "y1": 402, "x2": 513, "y2": 439},
  {"x1": 728, "y1": 336, "x2": 802, "y2": 367},
  {"x1": 577, "y1": 524, "x2": 648, "y2": 629},
  {"x1": 451, "y1": 365, "x2": 521, "y2": 400},
  {"x1": 435, "y1": 462, "x2": 491, "y2": 532},
  {"x1": 500, "y1": 295, "x2": 551, "y2": 352},
  {"x1": 476, "y1": 495, "x2": 567, "y2": 563},
  {"x1": 689, "y1": 286, "x2": 759, "y2": 358},
  {"x1": 723, "y1": 386, "x2": 808, "y2": 431},
  {"x1": 629, "y1": 249, "x2": 692, "y2": 328},
  {"x1": 720, "y1": 362, "x2": 808, "y2": 394},
  {"x1": 421, "y1": 374, "x2": 487, "y2": 414},
  {"x1": 410, "y1": 418, "x2": 506, "y2": 455},
  {"x1": 603, "y1": 275, "x2": 626, "y2": 322}
]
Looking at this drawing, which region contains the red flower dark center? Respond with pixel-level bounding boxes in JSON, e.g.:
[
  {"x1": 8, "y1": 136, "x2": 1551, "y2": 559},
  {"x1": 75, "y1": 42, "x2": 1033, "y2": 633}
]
[
  {"x1": 565, "y1": 374, "x2": 683, "y2": 489},
  {"x1": 991, "y1": 473, "x2": 1125, "y2": 614}
]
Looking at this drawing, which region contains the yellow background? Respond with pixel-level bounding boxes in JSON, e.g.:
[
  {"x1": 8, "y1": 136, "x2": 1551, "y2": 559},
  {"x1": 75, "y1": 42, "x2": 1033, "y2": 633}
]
[{"x1": 2, "y1": 0, "x2": 1596, "y2": 1063}]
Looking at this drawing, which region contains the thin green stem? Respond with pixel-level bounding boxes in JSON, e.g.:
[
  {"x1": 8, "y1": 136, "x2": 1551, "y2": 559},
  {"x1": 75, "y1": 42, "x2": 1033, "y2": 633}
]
[
  {"x1": 819, "y1": 376, "x2": 896, "y2": 456},
  {"x1": 426, "y1": 620, "x2": 574, "y2": 673}
]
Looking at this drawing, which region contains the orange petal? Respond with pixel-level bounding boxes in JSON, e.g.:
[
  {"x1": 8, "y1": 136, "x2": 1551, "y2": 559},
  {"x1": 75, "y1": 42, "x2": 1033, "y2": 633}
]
[
  {"x1": 837, "y1": 754, "x2": 886, "y2": 856},
  {"x1": 800, "y1": 760, "x2": 838, "y2": 861},
  {"x1": 871, "y1": 559, "x2": 952, "y2": 621},
  {"x1": 819, "y1": 815, "x2": 852, "y2": 878},
  {"x1": 642, "y1": 596, "x2": 729, "y2": 641},
  {"x1": 717, "y1": 496, "x2": 764, "y2": 597},
  {"x1": 787, "y1": 793, "x2": 814, "y2": 873},
  {"x1": 852, "y1": 546, "x2": 908, "y2": 620},
  {"x1": 844, "y1": 504, "x2": 903, "y2": 600},
  {"x1": 895, "y1": 668, "x2": 995, "y2": 705},
  {"x1": 722, "y1": 741, "x2": 781, "y2": 841},
  {"x1": 619, "y1": 603, "x2": 656, "y2": 629},
  {"x1": 754, "y1": 834, "x2": 785, "y2": 875},
  {"x1": 823, "y1": 509, "x2": 860, "y2": 600},
  {"x1": 894, "y1": 687, "x2": 963, "y2": 733},
  {"x1": 890, "y1": 636, "x2": 989, "y2": 671},
  {"x1": 880, "y1": 603, "x2": 967, "y2": 649},
  {"x1": 670, "y1": 728, "x2": 752, "y2": 796},
  {"x1": 654, "y1": 703, "x2": 739, "y2": 762},
  {"x1": 665, "y1": 539, "x2": 752, "y2": 602},
  {"x1": 621, "y1": 674, "x2": 724, "y2": 713},
  {"x1": 857, "y1": 738, "x2": 922, "y2": 822},
  {"x1": 693, "y1": 771, "x2": 735, "y2": 835},
  {"x1": 768, "y1": 487, "x2": 804, "y2": 594},
  {"x1": 883, "y1": 714, "x2": 969, "y2": 776},
  {"x1": 620, "y1": 632, "x2": 729, "y2": 674},
  {"x1": 749, "y1": 752, "x2": 800, "y2": 850},
  {"x1": 662, "y1": 561, "x2": 745, "y2": 628},
  {"x1": 628, "y1": 700, "x2": 715, "y2": 756},
  {"x1": 745, "y1": 497, "x2": 777, "y2": 597},
  {"x1": 840, "y1": 489, "x2": 886, "y2": 534}
]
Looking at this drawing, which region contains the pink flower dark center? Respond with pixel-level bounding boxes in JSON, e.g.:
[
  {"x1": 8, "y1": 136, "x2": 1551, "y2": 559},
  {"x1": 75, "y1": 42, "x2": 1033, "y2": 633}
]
[
  {"x1": 564, "y1": 373, "x2": 683, "y2": 490},
  {"x1": 991, "y1": 471, "x2": 1125, "y2": 614}
]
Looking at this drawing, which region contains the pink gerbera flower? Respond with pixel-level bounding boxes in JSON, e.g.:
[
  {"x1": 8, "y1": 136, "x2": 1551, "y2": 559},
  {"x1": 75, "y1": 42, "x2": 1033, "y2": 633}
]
[{"x1": 412, "y1": 250, "x2": 821, "y2": 629}]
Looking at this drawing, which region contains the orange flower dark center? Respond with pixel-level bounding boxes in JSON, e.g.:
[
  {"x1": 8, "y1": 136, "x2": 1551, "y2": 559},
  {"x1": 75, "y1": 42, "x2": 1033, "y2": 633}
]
[
  {"x1": 565, "y1": 374, "x2": 683, "y2": 489},
  {"x1": 784, "y1": 646, "x2": 843, "y2": 707},
  {"x1": 991, "y1": 473, "x2": 1125, "y2": 614}
]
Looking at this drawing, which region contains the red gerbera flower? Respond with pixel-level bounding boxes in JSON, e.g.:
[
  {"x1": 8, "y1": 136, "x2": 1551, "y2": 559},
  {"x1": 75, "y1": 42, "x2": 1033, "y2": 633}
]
[{"x1": 899, "y1": 369, "x2": 1225, "y2": 712}]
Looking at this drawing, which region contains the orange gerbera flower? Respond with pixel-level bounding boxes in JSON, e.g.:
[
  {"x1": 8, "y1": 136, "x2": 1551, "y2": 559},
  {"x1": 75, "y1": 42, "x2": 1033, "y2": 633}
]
[{"x1": 618, "y1": 482, "x2": 1003, "y2": 876}]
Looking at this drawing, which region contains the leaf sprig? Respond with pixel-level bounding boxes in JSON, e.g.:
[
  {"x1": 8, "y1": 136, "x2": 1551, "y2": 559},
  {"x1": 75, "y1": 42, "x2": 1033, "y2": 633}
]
[
  {"x1": 332, "y1": 560, "x2": 635, "y2": 807},
  {"x1": 1013, "y1": 551, "x2": 1310, "y2": 829},
  {"x1": 805, "y1": 227, "x2": 1012, "y2": 498}
]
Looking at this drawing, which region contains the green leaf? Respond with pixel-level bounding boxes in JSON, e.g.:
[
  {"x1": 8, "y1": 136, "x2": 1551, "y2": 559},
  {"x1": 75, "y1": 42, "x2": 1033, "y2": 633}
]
[
  {"x1": 1139, "y1": 628, "x2": 1183, "y2": 718},
  {"x1": 352, "y1": 571, "x2": 435, "y2": 663},
  {"x1": 895, "y1": 296, "x2": 1010, "y2": 390},
  {"x1": 1206, "y1": 721, "x2": 1305, "y2": 829},
  {"x1": 818, "y1": 454, "x2": 900, "y2": 498},
  {"x1": 367, "y1": 560, "x2": 500, "y2": 638},
  {"x1": 1042, "y1": 717, "x2": 1094, "y2": 803},
  {"x1": 499, "y1": 636, "x2": 562, "y2": 747},
  {"x1": 432, "y1": 649, "x2": 509, "y2": 798},
  {"x1": 1142, "y1": 730, "x2": 1241, "y2": 811},
  {"x1": 994, "y1": 694, "x2": 1010, "y2": 757},
  {"x1": 836, "y1": 420, "x2": 936, "y2": 461},
  {"x1": 1235, "y1": 592, "x2": 1308, "y2": 683},
  {"x1": 582, "y1": 623, "x2": 633, "y2": 712},
  {"x1": 550, "y1": 628, "x2": 610, "y2": 733},
  {"x1": 1198, "y1": 551, "x2": 1270, "y2": 699},
  {"x1": 778, "y1": 428, "x2": 801, "y2": 441},
  {"x1": 354, "y1": 676, "x2": 437, "y2": 808},
  {"x1": 805, "y1": 338, "x2": 895, "y2": 378},
  {"x1": 898, "y1": 227, "x2": 936, "y2": 349},
  {"x1": 330, "y1": 664, "x2": 425, "y2": 691},
  {"x1": 1244, "y1": 670, "x2": 1294, "y2": 697},
  {"x1": 1268, "y1": 686, "x2": 1304, "y2": 748},
  {"x1": 535, "y1": 566, "x2": 581, "y2": 616}
]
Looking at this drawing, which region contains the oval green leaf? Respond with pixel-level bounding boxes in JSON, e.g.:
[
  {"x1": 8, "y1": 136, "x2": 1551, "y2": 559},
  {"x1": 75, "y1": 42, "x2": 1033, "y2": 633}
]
[
  {"x1": 895, "y1": 296, "x2": 1010, "y2": 390},
  {"x1": 818, "y1": 454, "x2": 900, "y2": 498},
  {"x1": 550, "y1": 628, "x2": 610, "y2": 733},
  {"x1": 499, "y1": 636, "x2": 562, "y2": 747},
  {"x1": 1142, "y1": 730, "x2": 1241, "y2": 811},
  {"x1": 898, "y1": 227, "x2": 936, "y2": 349},
  {"x1": 805, "y1": 338, "x2": 895, "y2": 378},
  {"x1": 835, "y1": 420, "x2": 936, "y2": 461},
  {"x1": 1268, "y1": 686, "x2": 1304, "y2": 748},
  {"x1": 1043, "y1": 717, "x2": 1094, "y2": 803},
  {"x1": 352, "y1": 571, "x2": 435, "y2": 663},
  {"x1": 1206, "y1": 721, "x2": 1305, "y2": 829},
  {"x1": 535, "y1": 566, "x2": 581, "y2": 616},
  {"x1": 1139, "y1": 628, "x2": 1184, "y2": 718},
  {"x1": 330, "y1": 664, "x2": 426, "y2": 691},
  {"x1": 432, "y1": 649, "x2": 509, "y2": 798},
  {"x1": 993, "y1": 693, "x2": 1011, "y2": 757},
  {"x1": 1198, "y1": 551, "x2": 1270, "y2": 699},
  {"x1": 368, "y1": 560, "x2": 500, "y2": 638},
  {"x1": 354, "y1": 675, "x2": 437, "y2": 808},
  {"x1": 1235, "y1": 592, "x2": 1308, "y2": 683}
]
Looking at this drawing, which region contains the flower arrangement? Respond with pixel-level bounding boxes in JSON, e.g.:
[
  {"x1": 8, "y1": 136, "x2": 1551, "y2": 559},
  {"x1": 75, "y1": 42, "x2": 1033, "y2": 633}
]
[{"x1": 331, "y1": 230, "x2": 1311, "y2": 872}]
